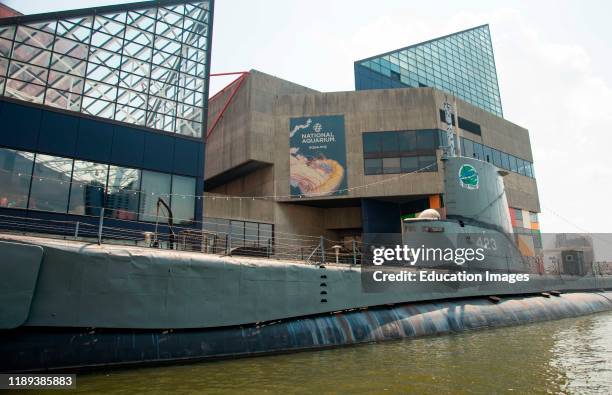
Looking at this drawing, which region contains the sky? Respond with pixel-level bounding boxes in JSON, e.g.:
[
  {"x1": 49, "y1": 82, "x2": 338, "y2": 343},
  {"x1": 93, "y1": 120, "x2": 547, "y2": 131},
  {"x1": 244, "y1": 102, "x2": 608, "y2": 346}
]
[{"x1": 5, "y1": 0, "x2": 612, "y2": 234}]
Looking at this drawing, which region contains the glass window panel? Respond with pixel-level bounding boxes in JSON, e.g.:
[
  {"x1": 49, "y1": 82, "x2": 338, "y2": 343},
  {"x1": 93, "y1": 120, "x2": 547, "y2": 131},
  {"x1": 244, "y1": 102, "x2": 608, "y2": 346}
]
[
  {"x1": 82, "y1": 97, "x2": 115, "y2": 118},
  {"x1": 501, "y1": 152, "x2": 510, "y2": 170},
  {"x1": 381, "y1": 132, "x2": 398, "y2": 154},
  {"x1": 106, "y1": 166, "x2": 140, "y2": 220},
  {"x1": 0, "y1": 26, "x2": 15, "y2": 40},
  {"x1": 462, "y1": 139, "x2": 474, "y2": 158},
  {"x1": 364, "y1": 158, "x2": 382, "y2": 175},
  {"x1": 0, "y1": 148, "x2": 34, "y2": 209},
  {"x1": 230, "y1": 220, "x2": 244, "y2": 247},
  {"x1": 399, "y1": 132, "x2": 416, "y2": 152},
  {"x1": 115, "y1": 105, "x2": 146, "y2": 125},
  {"x1": 117, "y1": 88, "x2": 146, "y2": 107},
  {"x1": 259, "y1": 223, "x2": 273, "y2": 248},
  {"x1": 492, "y1": 149, "x2": 502, "y2": 167},
  {"x1": 29, "y1": 154, "x2": 72, "y2": 213},
  {"x1": 416, "y1": 130, "x2": 436, "y2": 150},
  {"x1": 56, "y1": 18, "x2": 93, "y2": 42},
  {"x1": 124, "y1": 27, "x2": 153, "y2": 47},
  {"x1": 383, "y1": 157, "x2": 400, "y2": 174},
  {"x1": 48, "y1": 71, "x2": 84, "y2": 93},
  {"x1": 245, "y1": 222, "x2": 258, "y2": 247},
  {"x1": 89, "y1": 47, "x2": 122, "y2": 69},
  {"x1": 0, "y1": 57, "x2": 8, "y2": 76},
  {"x1": 176, "y1": 118, "x2": 201, "y2": 137},
  {"x1": 44, "y1": 88, "x2": 82, "y2": 111},
  {"x1": 50, "y1": 53, "x2": 86, "y2": 76},
  {"x1": 483, "y1": 145, "x2": 492, "y2": 163},
  {"x1": 69, "y1": 161, "x2": 108, "y2": 216},
  {"x1": 517, "y1": 158, "x2": 526, "y2": 176},
  {"x1": 84, "y1": 79, "x2": 117, "y2": 101},
  {"x1": 509, "y1": 155, "x2": 518, "y2": 173},
  {"x1": 170, "y1": 175, "x2": 196, "y2": 225},
  {"x1": 53, "y1": 37, "x2": 89, "y2": 59},
  {"x1": 15, "y1": 26, "x2": 54, "y2": 49},
  {"x1": 400, "y1": 156, "x2": 418, "y2": 173},
  {"x1": 0, "y1": 38, "x2": 12, "y2": 58},
  {"x1": 419, "y1": 155, "x2": 438, "y2": 171},
  {"x1": 525, "y1": 162, "x2": 533, "y2": 178},
  {"x1": 8, "y1": 61, "x2": 48, "y2": 85},
  {"x1": 473, "y1": 142, "x2": 484, "y2": 160},
  {"x1": 5, "y1": 79, "x2": 45, "y2": 103},
  {"x1": 11, "y1": 43, "x2": 51, "y2": 68},
  {"x1": 139, "y1": 170, "x2": 172, "y2": 223}
]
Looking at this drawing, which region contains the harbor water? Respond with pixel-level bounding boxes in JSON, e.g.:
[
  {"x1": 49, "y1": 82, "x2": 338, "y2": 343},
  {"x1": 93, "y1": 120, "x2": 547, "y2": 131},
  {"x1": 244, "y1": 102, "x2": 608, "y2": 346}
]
[{"x1": 31, "y1": 311, "x2": 612, "y2": 394}]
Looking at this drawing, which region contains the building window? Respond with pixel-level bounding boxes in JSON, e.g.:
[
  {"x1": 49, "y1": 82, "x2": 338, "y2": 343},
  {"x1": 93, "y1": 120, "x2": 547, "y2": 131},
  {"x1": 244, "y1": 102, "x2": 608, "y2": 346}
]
[
  {"x1": 0, "y1": 148, "x2": 34, "y2": 209},
  {"x1": 28, "y1": 154, "x2": 72, "y2": 213},
  {"x1": 106, "y1": 166, "x2": 140, "y2": 220},
  {"x1": 400, "y1": 156, "x2": 418, "y2": 173},
  {"x1": 460, "y1": 137, "x2": 534, "y2": 178},
  {"x1": 382, "y1": 157, "x2": 400, "y2": 174},
  {"x1": 364, "y1": 158, "x2": 382, "y2": 175},
  {"x1": 362, "y1": 133, "x2": 381, "y2": 155},
  {"x1": 362, "y1": 129, "x2": 439, "y2": 175},
  {"x1": 139, "y1": 170, "x2": 172, "y2": 223},
  {"x1": 419, "y1": 155, "x2": 438, "y2": 171},
  {"x1": 171, "y1": 175, "x2": 196, "y2": 225},
  {"x1": 68, "y1": 161, "x2": 108, "y2": 216}
]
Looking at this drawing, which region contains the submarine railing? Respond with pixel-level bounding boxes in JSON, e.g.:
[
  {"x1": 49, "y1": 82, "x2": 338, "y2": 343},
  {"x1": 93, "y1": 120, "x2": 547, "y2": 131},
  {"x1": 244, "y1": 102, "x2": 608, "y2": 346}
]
[
  {"x1": 0, "y1": 211, "x2": 365, "y2": 266},
  {"x1": 1, "y1": 212, "x2": 612, "y2": 276}
]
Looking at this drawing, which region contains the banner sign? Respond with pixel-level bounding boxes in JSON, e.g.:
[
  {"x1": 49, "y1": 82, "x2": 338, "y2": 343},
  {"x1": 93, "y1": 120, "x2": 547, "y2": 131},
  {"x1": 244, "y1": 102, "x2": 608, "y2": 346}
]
[{"x1": 289, "y1": 115, "x2": 347, "y2": 197}]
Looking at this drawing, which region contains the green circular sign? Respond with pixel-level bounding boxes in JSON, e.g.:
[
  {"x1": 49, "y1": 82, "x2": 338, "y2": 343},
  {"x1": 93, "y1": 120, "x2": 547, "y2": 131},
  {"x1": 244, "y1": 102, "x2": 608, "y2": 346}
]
[{"x1": 458, "y1": 164, "x2": 479, "y2": 190}]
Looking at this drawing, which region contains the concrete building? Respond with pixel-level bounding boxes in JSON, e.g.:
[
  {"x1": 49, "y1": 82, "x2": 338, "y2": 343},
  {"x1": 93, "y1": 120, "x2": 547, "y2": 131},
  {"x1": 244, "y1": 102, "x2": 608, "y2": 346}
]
[{"x1": 203, "y1": 67, "x2": 540, "y2": 253}]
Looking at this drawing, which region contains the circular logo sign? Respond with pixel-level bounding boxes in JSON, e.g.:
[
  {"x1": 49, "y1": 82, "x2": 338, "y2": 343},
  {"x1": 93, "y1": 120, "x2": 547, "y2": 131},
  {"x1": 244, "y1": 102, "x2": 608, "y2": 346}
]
[{"x1": 458, "y1": 164, "x2": 479, "y2": 190}]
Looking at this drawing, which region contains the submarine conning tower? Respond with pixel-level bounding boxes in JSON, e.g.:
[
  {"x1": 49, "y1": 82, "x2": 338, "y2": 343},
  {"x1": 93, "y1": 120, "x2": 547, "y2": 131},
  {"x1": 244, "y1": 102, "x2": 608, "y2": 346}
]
[{"x1": 442, "y1": 156, "x2": 513, "y2": 235}]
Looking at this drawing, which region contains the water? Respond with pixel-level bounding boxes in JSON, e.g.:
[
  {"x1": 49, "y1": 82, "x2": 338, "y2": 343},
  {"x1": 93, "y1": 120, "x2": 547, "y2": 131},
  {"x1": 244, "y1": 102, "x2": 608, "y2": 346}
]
[{"x1": 32, "y1": 312, "x2": 612, "y2": 394}]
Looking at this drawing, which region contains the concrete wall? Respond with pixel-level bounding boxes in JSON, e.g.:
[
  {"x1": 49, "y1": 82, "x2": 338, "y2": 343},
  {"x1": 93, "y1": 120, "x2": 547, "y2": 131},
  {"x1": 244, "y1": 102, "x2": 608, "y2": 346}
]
[{"x1": 204, "y1": 70, "x2": 541, "y2": 240}]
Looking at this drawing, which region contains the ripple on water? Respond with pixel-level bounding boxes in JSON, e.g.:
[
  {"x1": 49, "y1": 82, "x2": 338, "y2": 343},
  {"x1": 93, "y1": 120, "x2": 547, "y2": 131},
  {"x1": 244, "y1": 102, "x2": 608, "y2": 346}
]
[{"x1": 26, "y1": 311, "x2": 612, "y2": 395}]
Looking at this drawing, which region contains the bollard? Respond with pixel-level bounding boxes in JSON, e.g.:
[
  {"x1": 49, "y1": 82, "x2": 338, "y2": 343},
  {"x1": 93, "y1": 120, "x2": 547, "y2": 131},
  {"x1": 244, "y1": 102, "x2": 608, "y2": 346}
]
[
  {"x1": 352, "y1": 239, "x2": 357, "y2": 265},
  {"x1": 320, "y1": 236, "x2": 325, "y2": 264},
  {"x1": 74, "y1": 221, "x2": 80, "y2": 240},
  {"x1": 97, "y1": 208, "x2": 105, "y2": 245}
]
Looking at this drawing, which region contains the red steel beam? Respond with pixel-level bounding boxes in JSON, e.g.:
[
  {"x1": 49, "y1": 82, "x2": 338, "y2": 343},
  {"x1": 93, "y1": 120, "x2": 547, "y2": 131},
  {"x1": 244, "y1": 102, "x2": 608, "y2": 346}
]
[{"x1": 206, "y1": 72, "x2": 249, "y2": 139}]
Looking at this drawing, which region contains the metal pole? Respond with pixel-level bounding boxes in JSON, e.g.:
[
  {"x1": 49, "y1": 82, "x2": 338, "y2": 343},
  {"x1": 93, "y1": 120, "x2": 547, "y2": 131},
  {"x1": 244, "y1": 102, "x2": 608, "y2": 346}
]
[
  {"x1": 74, "y1": 221, "x2": 79, "y2": 240},
  {"x1": 320, "y1": 236, "x2": 325, "y2": 264},
  {"x1": 227, "y1": 233, "x2": 232, "y2": 256},
  {"x1": 97, "y1": 208, "x2": 105, "y2": 245},
  {"x1": 352, "y1": 239, "x2": 357, "y2": 266}
]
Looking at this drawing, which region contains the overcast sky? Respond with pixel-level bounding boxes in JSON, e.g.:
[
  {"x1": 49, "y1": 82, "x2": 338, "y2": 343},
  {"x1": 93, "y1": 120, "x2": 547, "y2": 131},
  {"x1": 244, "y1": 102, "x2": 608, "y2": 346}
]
[{"x1": 5, "y1": 0, "x2": 612, "y2": 234}]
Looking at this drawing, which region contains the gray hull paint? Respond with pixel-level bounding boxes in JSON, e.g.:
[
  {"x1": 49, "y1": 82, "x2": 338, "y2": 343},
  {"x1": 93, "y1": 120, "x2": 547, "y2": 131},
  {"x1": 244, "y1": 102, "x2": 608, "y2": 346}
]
[
  {"x1": 2, "y1": 292, "x2": 612, "y2": 372},
  {"x1": 1, "y1": 236, "x2": 611, "y2": 331}
]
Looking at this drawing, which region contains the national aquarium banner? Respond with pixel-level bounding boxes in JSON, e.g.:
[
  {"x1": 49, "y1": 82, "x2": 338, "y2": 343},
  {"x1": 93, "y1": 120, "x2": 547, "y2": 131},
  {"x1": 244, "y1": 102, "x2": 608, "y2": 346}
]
[{"x1": 289, "y1": 115, "x2": 348, "y2": 197}]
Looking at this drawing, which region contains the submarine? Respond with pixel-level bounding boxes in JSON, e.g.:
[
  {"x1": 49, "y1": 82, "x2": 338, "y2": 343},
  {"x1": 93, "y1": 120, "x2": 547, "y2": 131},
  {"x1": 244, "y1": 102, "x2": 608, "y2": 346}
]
[{"x1": 1, "y1": 155, "x2": 611, "y2": 372}]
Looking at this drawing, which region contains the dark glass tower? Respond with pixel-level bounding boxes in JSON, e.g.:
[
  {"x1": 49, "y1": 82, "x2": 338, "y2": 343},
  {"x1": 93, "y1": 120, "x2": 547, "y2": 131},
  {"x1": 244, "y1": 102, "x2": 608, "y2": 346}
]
[
  {"x1": 0, "y1": 0, "x2": 213, "y2": 234},
  {"x1": 354, "y1": 25, "x2": 503, "y2": 117}
]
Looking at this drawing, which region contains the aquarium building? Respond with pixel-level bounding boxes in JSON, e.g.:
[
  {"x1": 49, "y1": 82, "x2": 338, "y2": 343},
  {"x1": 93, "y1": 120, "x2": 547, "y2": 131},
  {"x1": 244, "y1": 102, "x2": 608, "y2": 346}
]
[
  {"x1": 0, "y1": 0, "x2": 213, "y2": 236},
  {"x1": 203, "y1": 26, "x2": 540, "y2": 252}
]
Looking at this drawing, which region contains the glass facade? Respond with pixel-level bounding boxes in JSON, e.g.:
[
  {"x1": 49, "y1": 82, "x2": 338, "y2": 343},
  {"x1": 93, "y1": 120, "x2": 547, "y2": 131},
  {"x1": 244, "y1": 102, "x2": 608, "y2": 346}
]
[
  {"x1": 0, "y1": 0, "x2": 211, "y2": 137},
  {"x1": 0, "y1": 147, "x2": 197, "y2": 223},
  {"x1": 460, "y1": 137, "x2": 534, "y2": 178},
  {"x1": 355, "y1": 25, "x2": 503, "y2": 117}
]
